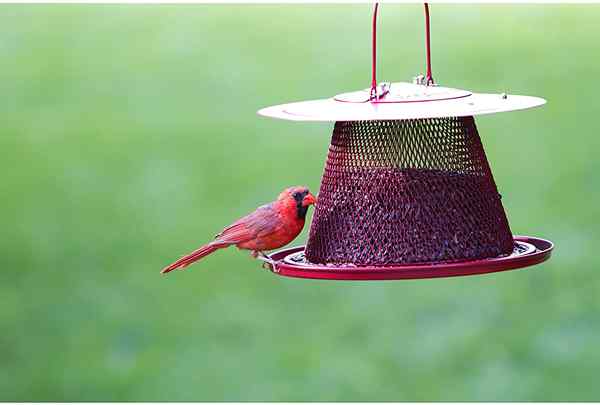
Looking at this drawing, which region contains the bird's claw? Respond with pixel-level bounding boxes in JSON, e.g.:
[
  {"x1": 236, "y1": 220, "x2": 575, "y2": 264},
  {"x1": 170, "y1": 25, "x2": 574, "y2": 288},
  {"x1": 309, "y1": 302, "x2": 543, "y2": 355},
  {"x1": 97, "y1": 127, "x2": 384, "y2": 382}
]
[
  {"x1": 252, "y1": 251, "x2": 275, "y2": 271},
  {"x1": 251, "y1": 250, "x2": 267, "y2": 259}
]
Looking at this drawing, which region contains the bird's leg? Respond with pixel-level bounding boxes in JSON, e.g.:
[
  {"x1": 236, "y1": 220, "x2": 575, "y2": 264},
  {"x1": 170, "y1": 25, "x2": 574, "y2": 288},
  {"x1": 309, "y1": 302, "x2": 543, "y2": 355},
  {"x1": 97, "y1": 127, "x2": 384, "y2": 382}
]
[
  {"x1": 250, "y1": 250, "x2": 272, "y2": 269},
  {"x1": 250, "y1": 250, "x2": 268, "y2": 259},
  {"x1": 259, "y1": 251, "x2": 271, "y2": 270}
]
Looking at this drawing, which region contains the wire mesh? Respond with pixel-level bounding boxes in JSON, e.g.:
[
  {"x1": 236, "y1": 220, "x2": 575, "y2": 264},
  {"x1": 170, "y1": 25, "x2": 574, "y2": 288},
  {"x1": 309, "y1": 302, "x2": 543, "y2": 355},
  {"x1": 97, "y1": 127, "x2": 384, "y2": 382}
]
[{"x1": 304, "y1": 116, "x2": 514, "y2": 265}]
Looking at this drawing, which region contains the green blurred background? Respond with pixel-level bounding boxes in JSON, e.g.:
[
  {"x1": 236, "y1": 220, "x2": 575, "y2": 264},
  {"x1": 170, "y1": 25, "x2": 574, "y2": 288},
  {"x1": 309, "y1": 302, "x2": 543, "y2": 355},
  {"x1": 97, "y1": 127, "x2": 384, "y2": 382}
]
[{"x1": 1, "y1": 4, "x2": 598, "y2": 401}]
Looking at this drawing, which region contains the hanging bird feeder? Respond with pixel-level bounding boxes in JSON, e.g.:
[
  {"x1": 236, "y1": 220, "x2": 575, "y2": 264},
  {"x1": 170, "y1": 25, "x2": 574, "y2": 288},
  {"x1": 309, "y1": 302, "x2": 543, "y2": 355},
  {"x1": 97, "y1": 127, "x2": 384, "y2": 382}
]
[{"x1": 258, "y1": 4, "x2": 554, "y2": 280}]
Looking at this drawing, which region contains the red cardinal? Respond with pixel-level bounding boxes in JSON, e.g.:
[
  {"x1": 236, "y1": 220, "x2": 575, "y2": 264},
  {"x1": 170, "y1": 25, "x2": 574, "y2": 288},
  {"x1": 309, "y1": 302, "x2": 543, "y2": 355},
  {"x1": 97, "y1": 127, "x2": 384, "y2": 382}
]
[{"x1": 161, "y1": 186, "x2": 317, "y2": 274}]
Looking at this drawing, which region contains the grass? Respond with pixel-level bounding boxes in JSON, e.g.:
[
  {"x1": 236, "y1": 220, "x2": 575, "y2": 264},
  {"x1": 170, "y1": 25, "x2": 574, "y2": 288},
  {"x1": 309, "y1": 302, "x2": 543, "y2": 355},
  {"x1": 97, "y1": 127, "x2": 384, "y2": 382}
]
[{"x1": 0, "y1": 4, "x2": 599, "y2": 401}]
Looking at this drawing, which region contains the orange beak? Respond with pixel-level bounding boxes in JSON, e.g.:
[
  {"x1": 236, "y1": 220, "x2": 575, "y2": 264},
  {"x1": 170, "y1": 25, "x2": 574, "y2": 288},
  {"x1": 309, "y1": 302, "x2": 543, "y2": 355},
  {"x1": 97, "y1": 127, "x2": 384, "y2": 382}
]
[{"x1": 302, "y1": 192, "x2": 317, "y2": 207}]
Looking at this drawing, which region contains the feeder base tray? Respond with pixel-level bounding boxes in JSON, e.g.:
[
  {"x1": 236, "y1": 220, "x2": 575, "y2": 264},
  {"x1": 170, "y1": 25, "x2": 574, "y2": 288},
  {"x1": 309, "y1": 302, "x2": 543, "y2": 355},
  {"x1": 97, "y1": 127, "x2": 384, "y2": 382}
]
[{"x1": 262, "y1": 236, "x2": 553, "y2": 281}]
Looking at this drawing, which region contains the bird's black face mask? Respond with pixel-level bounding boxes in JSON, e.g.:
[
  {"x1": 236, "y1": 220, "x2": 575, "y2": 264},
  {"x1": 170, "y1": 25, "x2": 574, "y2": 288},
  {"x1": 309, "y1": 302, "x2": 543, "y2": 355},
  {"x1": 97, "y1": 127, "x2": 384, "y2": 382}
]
[{"x1": 292, "y1": 190, "x2": 310, "y2": 219}]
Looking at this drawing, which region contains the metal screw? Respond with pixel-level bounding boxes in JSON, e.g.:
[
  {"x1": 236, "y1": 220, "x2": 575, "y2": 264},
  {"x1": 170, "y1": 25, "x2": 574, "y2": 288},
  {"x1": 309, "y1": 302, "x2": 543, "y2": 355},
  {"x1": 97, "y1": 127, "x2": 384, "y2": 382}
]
[{"x1": 413, "y1": 75, "x2": 426, "y2": 85}]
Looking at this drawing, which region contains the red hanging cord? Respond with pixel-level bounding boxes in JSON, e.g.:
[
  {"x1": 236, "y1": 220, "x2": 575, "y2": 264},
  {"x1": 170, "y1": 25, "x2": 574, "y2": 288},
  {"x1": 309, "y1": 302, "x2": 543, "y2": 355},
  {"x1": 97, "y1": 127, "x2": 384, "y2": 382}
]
[
  {"x1": 370, "y1": 2, "x2": 379, "y2": 99},
  {"x1": 424, "y1": 3, "x2": 434, "y2": 85}
]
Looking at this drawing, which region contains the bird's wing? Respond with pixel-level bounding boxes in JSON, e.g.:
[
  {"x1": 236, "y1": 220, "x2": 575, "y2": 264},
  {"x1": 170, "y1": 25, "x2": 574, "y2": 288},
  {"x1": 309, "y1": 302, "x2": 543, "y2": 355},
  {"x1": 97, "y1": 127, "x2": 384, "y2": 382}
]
[{"x1": 214, "y1": 203, "x2": 279, "y2": 244}]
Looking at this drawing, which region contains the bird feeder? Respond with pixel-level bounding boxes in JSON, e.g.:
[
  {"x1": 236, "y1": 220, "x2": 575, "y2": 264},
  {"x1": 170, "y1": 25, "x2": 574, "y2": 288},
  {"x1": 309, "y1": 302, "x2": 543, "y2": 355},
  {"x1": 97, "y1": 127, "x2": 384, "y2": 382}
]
[{"x1": 257, "y1": 4, "x2": 553, "y2": 280}]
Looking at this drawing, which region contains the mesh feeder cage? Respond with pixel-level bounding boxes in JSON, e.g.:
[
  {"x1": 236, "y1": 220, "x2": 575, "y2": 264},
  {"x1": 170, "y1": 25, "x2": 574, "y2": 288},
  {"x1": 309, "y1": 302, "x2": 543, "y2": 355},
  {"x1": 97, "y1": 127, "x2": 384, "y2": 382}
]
[{"x1": 257, "y1": 4, "x2": 553, "y2": 280}]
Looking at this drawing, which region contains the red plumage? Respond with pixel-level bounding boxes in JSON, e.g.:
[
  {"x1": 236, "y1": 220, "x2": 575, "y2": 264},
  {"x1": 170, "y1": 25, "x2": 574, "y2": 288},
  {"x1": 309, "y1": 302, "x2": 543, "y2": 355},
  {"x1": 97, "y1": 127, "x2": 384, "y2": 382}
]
[{"x1": 161, "y1": 186, "x2": 316, "y2": 274}]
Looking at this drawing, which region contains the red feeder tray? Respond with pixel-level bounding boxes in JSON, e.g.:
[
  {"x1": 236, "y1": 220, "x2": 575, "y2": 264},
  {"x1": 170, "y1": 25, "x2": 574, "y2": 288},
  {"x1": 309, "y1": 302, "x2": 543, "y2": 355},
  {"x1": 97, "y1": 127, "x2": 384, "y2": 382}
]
[
  {"x1": 256, "y1": 4, "x2": 554, "y2": 280},
  {"x1": 262, "y1": 236, "x2": 553, "y2": 281}
]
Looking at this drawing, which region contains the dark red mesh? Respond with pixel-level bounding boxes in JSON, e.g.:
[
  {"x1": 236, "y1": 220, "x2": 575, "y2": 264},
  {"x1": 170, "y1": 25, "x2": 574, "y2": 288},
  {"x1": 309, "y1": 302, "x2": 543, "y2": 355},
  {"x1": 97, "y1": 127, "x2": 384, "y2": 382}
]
[{"x1": 305, "y1": 116, "x2": 514, "y2": 266}]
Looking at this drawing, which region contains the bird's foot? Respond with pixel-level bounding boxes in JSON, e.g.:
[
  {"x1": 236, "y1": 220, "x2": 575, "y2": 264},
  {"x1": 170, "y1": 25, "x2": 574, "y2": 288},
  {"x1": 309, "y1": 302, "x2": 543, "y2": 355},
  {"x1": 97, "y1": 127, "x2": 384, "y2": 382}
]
[
  {"x1": 251, "y1": 251, "x2": 272, "y2": 270},
  {"x1": 250, "y1": 250, "x2": 268, "y2": 259}
]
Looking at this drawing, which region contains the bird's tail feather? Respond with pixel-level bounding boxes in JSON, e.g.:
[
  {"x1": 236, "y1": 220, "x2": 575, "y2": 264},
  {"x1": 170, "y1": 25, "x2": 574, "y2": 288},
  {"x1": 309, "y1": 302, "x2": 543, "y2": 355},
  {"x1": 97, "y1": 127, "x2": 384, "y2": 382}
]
[{"x1": 161, "y1": 242, "x2": 227, "y2": 274}]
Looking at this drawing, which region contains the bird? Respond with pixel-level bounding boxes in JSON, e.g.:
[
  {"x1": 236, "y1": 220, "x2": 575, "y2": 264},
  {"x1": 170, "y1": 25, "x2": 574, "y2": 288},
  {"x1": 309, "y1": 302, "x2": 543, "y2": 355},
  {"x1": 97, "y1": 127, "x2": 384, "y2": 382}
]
[{"x1": 161, "y1": 186, "x2": 317, "y2": 274}]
